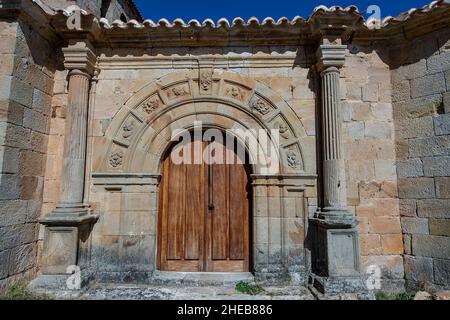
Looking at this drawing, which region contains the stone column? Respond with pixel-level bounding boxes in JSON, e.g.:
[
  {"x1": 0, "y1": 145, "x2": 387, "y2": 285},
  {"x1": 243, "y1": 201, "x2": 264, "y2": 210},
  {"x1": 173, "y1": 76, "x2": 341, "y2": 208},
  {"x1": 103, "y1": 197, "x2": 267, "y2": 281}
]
[
  {"x1": 311, "y1": 44, "x2": 365, "y2": 295},
  {"x1": 36, "y1": 41, "x2": 98, "y2": 288},
  {"x1": 317, "y1": 46, "x2": 351, "y2": 220},
  {"x1": 57, "y1": 69, "x2": 91, "y2": 211}
]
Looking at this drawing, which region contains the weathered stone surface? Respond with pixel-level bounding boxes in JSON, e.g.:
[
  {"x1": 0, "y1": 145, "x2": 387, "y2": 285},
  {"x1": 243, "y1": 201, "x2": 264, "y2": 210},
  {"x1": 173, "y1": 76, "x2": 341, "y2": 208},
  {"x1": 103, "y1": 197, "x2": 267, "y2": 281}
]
[
  {"x1": 374, "y1": 160, "x2": 396, "y2": 181},
  {"x1": 444, "y1": 92, "x2": 450, "y2": 114},
  {"x1": 410, "y1": 73, "x2": 446, "y2": 99},
  {"x1": 8, "y1": 243, "x2": 36, "y2": 276},
  {"x1": 401, "y1": 217, "x2": 429, "y2": 235},
  {"x1": 434, "y1": 113, "x2": 450, "y2": 136},
  {"x1": 433, "y1": 259, "x2": 450, "y2": 286},
  {"x1": 0, "y1": 146, "x2": 20, "y2": 174},
  {"x1": 0, "y1": 174, "x2": 21, "y2": 200},
  {"x1": 427, "y1": 52, "x2": 450, "y2": 74},
  {"x1": 0, "y1": 249, "x2": 10, "y2": 279},
  {"x1": 404, "y1": 255, "x2": 434, "y2": 284},
  {"x1": 429, "y1": 219, "x2": 450, "y2": 237},
  {"x1": 364, "y1": 121, "x2": 392, "y2": 139},
  {"x1": 403, "y1": 234, "x2": 412, "y2": 255},
  {"x1": 393, "y1": 94, "x2": 442, "y2": 119},
  {"x1": 398, "y1": 178, "x2": 436, "y2": 199},
  {"x1": 399, "y1": 199, "x2": 417, "y2": 217},
  {"x1": 391, "y1": 80, "x2": 410, "y2": 102},
  {"x1": 418, "y1": 199, "x2": 450, "y2": 218},
  {"x1": 391, "y1": 59, "x2": 427, "y2": 82},
  {"x1": 360, "y1": 234, "x2": 381, "y2": 255},
  {"x1": 396, "y1": 159, "x2": 424, "y2": 178},
  {"x1": 381, "y1": 234, "x2": 403, "y2": 254},
  {"x1": 434, "y1": 291, "x2": 450, "y2": 300},
  {"x1": 414, "y1": 291, "x2": 433, "y2": 300},
  {"x1": 361, "y1": 255, "x2": 404, "y2": 279},
  {"x1": 369, "y1": 217, "x2": 401, "y2": 234},
  {"x1": 0, "y1": 200, "x2": 27, "y2": 227},
  {"x1": 396, "y1": 117, "x2": 434, "y2": 139},
  {"x1": 435, "y1": 177, "x2": 450, "y2": 198},
  {"x1": 423, "y1": 156, "x2": 450, "y2": 177},
  {"x1": 408, "y1": 136, "x2": 450, "y2": 157},
  {"x1": 412, "y1": 235, "x2": 450, "y2": 259}
]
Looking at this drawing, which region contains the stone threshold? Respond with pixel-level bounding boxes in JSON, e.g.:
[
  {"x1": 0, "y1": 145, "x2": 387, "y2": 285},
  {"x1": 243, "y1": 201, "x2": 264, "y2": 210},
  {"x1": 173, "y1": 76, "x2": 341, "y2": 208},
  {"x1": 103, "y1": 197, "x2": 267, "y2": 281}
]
[{"x1": 151, "y1": 271, "x2": 255, "y2": 285}]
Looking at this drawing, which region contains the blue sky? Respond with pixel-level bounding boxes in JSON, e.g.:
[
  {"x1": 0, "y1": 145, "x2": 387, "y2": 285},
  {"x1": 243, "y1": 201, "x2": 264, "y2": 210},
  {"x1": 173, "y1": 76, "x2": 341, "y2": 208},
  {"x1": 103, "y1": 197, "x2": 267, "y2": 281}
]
[{"x1": 133, "y1": 0, "x2": 432, "y2": 21}]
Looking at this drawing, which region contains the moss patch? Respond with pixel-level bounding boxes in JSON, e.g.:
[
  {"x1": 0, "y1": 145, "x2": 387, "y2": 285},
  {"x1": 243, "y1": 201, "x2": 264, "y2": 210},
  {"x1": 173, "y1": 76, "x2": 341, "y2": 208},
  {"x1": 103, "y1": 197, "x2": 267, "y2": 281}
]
[
  {"x1": 376, "y1": 291, "x2": 416, "y2": 301},
  {"x1": 235, "y1": 281, "x2": 265, "y2": 296},
  {"x1": 0, "y1": 284, "x2": 50, "y2": 300}
]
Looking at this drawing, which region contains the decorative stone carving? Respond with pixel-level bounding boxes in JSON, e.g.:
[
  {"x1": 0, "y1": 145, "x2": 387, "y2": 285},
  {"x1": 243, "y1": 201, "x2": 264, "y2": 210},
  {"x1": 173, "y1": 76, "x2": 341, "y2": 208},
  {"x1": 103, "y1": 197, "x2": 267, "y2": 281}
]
[
  {"x1": 274, "y1": 120, "x2": 291, "y2": 139},
  {"x1": 286, "y1": 150, "x2": 301, "y2": 168},
  {"x1": 167, "y1": 85, "x2": 189, "y2": 99},
  {"x1": 251, "y1": 98, "x2": 271, "y2": 115},
  {"x1": 275, "y1": 122, "x2": 290, "y2": 139},
  {"x1": 143, "y1": 98, "x2": 160, "y2": 114},
  {"x1": 109, "y1": 151, "x2": 124, "y2": 168},
  {"x1": 226, "y1": 86, "x2": 244, "y2": 100},
  {"x1": 200, "y1": 70, "x2": 213, "y2": 91},
  {"x1": 122, "y1": 119, "x2": 136, "y2": 139}
]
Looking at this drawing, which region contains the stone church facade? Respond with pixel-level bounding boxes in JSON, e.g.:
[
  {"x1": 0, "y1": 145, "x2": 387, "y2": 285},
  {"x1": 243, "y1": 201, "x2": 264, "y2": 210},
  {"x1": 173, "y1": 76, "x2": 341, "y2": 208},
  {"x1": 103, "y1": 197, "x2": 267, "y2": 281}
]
[{"x1": 0, "y1": 0, "x2": 449, "y2": 295}]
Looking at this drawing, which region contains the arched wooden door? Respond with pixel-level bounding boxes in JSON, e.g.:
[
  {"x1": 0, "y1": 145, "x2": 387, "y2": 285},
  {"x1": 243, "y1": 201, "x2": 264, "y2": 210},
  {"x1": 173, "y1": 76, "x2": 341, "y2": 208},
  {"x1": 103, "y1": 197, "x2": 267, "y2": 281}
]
[{"x1": 157, "y1": 134, "x2": 251, "y2": 272}]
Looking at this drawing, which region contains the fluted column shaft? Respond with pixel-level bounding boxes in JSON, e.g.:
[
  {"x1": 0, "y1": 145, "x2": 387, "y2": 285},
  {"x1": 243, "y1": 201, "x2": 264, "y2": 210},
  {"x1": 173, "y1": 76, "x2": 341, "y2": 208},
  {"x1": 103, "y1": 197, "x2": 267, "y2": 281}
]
[
  {"x1": 58, "y1": 69, "x2": 91, "y2": 208},
  {"x1": 315, "y1": 44, "x2": 351, "y2": 221},
  {"x1": 321, "y1": 67, "x2": 347, "y2": 215}
]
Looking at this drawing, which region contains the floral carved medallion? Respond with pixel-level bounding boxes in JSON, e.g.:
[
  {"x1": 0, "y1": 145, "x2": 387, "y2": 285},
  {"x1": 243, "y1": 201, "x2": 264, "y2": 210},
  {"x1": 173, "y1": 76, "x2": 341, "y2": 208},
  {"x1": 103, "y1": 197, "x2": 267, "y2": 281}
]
[{"x1": 109, "y1": 151, "x2": 124, "y2": 168}]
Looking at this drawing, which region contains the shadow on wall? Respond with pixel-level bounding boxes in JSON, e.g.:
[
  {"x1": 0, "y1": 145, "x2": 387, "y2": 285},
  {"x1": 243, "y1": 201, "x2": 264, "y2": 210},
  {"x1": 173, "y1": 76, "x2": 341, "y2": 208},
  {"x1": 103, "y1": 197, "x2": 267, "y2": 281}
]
[{"x1": 390, "y1": 28, "x2": 450, "y2": 291}]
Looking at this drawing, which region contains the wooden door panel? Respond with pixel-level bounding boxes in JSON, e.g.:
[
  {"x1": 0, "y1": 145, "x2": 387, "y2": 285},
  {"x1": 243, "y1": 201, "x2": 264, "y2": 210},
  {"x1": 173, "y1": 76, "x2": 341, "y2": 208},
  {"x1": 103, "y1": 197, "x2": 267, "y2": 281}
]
[
  {"x1": 185, "y1": 160, "x2": 203, "y2": 260},
  {"x1": 211, "y1": 163, "x2": 228, "y2": 260},
  {"x1": 229, "y1": 163, "x2": 246, "y2": 260},
  {"x1": 166, "y1": 160, "x2": 185, "y2": 260},
  {"x1": 158, "y1": 134, "x2": 250, "y2": 272}
]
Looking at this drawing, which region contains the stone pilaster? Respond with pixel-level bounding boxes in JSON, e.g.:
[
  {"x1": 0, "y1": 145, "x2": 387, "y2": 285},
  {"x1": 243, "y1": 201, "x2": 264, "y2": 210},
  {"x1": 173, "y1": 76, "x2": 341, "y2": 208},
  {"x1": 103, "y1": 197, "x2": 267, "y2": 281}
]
[
  {"x1": 35, "y1": 41, "x2": 98, "y2": 289},
  {"x1": 310, "y1": 44, "x2": 366, "y2": 296}
]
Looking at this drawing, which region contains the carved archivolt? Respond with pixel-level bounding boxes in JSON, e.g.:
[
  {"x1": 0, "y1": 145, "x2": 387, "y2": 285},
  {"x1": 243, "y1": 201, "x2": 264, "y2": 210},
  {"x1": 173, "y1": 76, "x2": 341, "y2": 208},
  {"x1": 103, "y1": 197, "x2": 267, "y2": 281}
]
[{"x1": 98, "y1": 70, "x2": 311, "y2": 175}]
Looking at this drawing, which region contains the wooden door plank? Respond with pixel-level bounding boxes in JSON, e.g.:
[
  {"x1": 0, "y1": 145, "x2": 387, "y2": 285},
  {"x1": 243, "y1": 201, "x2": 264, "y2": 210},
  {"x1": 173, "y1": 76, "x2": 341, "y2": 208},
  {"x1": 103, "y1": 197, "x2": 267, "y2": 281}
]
[
  {"x1": 211, "y1": 142, "x2": 228, "y2": 261},
  {"x1": 229, "y1": 163, "x2": 245, "y2": 260},
  {"x1": 185, "y1": 142, "x2": 202, "y2": 260},
  {"x1": 167, "y1": 150, "x2": 186, "y2": 260}
]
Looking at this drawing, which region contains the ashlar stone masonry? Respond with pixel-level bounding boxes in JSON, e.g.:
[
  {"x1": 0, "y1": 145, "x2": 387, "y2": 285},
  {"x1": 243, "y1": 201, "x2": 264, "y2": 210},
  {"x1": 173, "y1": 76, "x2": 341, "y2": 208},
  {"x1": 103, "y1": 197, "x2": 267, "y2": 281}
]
[{"x1": 0, "y1": 0, "x2": 449, "y2": 295}]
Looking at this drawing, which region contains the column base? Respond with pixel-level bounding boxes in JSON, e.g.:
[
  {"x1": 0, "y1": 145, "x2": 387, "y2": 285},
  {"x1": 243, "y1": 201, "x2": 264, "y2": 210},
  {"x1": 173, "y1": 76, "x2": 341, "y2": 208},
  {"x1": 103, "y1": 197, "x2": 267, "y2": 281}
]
[
  {"x1": 28, "y1": 268, "x2": 95, "y2": 292},
  {"x1": 39, "y1": 204, "x2": 98, "y2": 276},
  {"x1": 310, "y1": 215, "x2": 361, "y2": 277},
  {"x1": 309, "y1": 274, "x2": 375, "y2": 299}
]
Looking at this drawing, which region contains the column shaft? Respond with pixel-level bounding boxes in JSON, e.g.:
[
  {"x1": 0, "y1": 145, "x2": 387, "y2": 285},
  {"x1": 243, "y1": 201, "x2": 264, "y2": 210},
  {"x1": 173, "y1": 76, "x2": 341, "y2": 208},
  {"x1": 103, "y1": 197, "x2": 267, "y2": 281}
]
[
  {"x1": 320, "y1": 67, "x2": 347, "y2": 215},
  {"x1": 58, "y1": 69, "x2": 90, "y2": 207}
]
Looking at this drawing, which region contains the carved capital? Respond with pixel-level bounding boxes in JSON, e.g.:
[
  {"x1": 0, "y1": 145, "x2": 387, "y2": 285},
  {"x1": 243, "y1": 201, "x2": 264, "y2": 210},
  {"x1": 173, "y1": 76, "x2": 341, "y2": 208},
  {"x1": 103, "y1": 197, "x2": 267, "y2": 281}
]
[
  {"x1": 63, "y1": 40, "x2": 97, "y2": 76},
  {"x1": 316, "y1": 44, "x2": 346, "y2": 72}
]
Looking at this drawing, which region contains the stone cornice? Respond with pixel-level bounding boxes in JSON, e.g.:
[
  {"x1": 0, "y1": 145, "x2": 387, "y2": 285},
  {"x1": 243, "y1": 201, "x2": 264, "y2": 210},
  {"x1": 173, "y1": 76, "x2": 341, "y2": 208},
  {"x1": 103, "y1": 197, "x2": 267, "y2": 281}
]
[
  {"x1": 46, "y1": 0, "x2": 450, "y2": 47},
  {"x1": 2, "y1": 0, "x2": 450, "y2": 47}
]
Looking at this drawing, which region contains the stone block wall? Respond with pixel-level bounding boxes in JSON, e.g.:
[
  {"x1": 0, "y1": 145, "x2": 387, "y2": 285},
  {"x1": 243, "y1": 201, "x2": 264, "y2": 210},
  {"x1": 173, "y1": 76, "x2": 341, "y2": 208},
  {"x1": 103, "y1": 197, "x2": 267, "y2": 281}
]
[
  {"x1": 341, "y1": 45, "x2": 405, "y2": 290},
  {"x1": 0, "y1": 20, "x2": 55, "y2": 290},
  {"x1": 391, "y1": 28, "x2": 450, "y2": 291}
]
